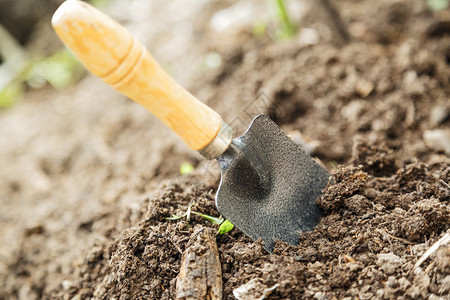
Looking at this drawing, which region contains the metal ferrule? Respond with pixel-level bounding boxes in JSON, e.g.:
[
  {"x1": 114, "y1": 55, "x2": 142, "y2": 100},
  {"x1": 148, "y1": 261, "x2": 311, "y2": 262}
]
[{"x1": 197, "y1": 120, "x2": 233, "y2": 159}]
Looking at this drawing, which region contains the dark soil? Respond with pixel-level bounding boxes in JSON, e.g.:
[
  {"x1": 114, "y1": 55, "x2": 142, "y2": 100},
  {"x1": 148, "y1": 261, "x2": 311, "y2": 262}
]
[
  {"x1": 1, "y1": 0, "x2": 449, "y2": 299},
  {"x1": 45, "y1": 143, "x2": 449, "y2": 299}
]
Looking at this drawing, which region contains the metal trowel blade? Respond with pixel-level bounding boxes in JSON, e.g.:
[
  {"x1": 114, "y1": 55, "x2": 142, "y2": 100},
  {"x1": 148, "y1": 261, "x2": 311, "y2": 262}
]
[{"x1": 216, "y1": 115, "x2": 330, "y2": 252}]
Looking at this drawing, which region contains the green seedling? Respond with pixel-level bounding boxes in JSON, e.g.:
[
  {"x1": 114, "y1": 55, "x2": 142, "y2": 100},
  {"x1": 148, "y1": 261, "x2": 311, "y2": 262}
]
[
  {"x1": 165, "y1": 204, "x2": 192, "y2": 221},
  {"x1": 191, "y1": 211, "x2": 223, "y2": 224},
  {"x1": 165, "y1": 205, "x2": 234, "y2": 235},
  {"x1": 274, "y1": 0, "x2": 296, "y2": 39},
  {"x1": 179, "y1": 162, "x2": 195, "y2": 175}
]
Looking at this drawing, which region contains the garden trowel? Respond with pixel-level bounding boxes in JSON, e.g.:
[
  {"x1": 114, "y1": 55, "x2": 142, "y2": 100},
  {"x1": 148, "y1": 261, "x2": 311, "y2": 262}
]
[{"x1": 52, "y1": 0, "x2": 330, "y2": 251}]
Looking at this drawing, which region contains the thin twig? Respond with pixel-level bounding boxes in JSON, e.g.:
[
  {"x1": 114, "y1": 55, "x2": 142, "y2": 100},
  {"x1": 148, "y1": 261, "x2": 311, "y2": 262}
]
[
  {"x1": 381, "y1": 230, "x2": 414, "y2": 245},
  {"x1": 281, "y1": 245, "x2": 292, "y2": 255},
  {"x1": 343, "y1": 254, "x2": 356, "y2": 263},
  {"x1": 414, "y1": 230, "x2": 450, "y2": 270},
  {"x1": 439, "y1": 179, "x2": 450, "y2": 190},
  {"x1": 388, "y1": 235, "x2": 414, "y2": 245}
]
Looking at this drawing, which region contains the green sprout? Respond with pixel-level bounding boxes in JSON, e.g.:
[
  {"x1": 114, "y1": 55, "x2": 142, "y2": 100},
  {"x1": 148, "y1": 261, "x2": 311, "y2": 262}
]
[
  {"x1": 165, "y1": 205, "x2": 234, "y2": 235},
  {"x1": 165, "y1": 204, "x2": 192, "y2": 221},
  {"x1": 179, "y1": 162, "x2": 195, "y2": 175},
  {"x1": 275, "y1": 0, "x2": 296, "y2": 39},
  {"x1": 252, "y1": 0, "x2": 297, "y2": 40}
]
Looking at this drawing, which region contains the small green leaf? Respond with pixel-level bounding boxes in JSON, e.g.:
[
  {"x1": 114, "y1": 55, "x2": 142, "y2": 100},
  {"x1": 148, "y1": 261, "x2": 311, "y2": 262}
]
[
  {"x1": 191, "y1": 211, "x2": 224, "y2": 225},
  {"x1": 217, "y1": 220, "x2": 234, "y2": 235},
  {"x1": 180, "y1": 162, "x2": 195, "y2": 175}
]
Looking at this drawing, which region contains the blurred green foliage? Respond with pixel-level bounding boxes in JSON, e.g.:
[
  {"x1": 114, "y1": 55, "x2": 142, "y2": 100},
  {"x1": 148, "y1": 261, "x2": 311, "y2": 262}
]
[
  {"x1": 0, "y1": 81, "x2": 23, "y2": 107},
  {"x1": 253, "y1": 20, "x2": 268, "y2": 39},
  {"x1": 427, "y1": 0, "x2": 449, "y2": 11},
  {"x1": 0, "y1": 0, "x2": 110, "y2": 108},
  {"x1": 275, "y1": 0, "x2": 296, "y2": 39},
  {"x1": 0, "y1": 49, "x2": 84, "y2": 108},
  {"x1": 252, "y1": 0, "x2": 297, "y2": 41},
  {"x1": 26, "y1": 49, "x2": 84, "y2": 90}
]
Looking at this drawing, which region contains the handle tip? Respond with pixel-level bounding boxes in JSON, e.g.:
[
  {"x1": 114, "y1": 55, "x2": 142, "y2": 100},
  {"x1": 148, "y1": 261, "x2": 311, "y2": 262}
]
[
  {"x1": 52, "y1": 0, "x2": 84, "y2": 29},
  {"x1": 51, "y1": 0, "x2": 224, "y2": 151},
  {"x1": 52, "y1": 0, "x2": 134, "y2": 79}
]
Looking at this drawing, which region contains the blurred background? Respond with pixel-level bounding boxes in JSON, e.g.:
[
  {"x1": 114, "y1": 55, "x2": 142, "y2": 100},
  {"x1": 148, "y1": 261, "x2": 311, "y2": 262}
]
[
  {"x1": 1, "y1": 0, "x2": 448, "y2": 108},
  {"x1": 0, "y1": 0, "x2": 325, "y2": 106}
]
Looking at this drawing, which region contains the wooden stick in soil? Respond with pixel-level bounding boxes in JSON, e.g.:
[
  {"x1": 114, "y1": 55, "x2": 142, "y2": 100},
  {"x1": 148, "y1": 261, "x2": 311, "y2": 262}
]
[{"x1": 176, "y1": 225, "x2": 222, "y2": 300}]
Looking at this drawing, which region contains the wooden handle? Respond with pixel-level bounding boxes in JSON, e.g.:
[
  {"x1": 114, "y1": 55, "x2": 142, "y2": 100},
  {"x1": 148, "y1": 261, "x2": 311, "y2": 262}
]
[{"x1": 52, "y1": 0, "x2": 221, "y2": 150}]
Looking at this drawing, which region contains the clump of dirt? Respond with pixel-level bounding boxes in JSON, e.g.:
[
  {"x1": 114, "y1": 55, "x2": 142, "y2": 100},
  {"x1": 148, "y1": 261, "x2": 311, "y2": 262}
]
[
  {"x1": 351, "y1": 139, "x2": 398, "y2": 177},
  {"x1": 45, "y1": 184, "x2": 218, "y2": 299}
]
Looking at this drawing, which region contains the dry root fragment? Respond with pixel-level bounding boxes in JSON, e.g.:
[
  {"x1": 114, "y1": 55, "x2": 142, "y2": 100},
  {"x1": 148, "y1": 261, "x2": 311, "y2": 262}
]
[
  {"x1": 414, "y1": 230, "x2": 450, "y2": 270},
  {"x1": 233, "y1": 278, "x2": 279, "y2": 300},
  {"x1": 343, "y1": 254, "x2": 356, "y2": 263},
  {"x1": 176, "y1": 225, "x2": 222, "y2": 300}
]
